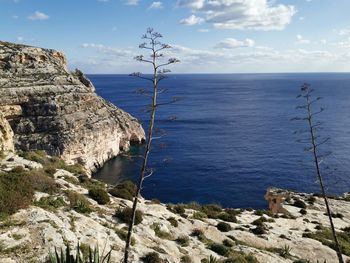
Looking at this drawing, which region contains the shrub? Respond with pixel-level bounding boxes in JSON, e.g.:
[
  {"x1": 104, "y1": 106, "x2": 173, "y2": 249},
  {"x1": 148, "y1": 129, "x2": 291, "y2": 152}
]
[
  {"x1": 167, "y1": 217, "x2": 178, "y2": 227},
  {"x1": 218, "y1": 212, "x2": 237, "y2": 223},
  {"x1": 66, "y1": 191, "x2": 92, "y2": 214},
  {"x1": 0, "y1": 171, "x2": 34, "y2": 215},
  {"x1": 176, "y1": 235, "x2": 190, "y2": 247},
  {"x1": 201, "y1": 204, "x2": 222, "y2": 218},
  {"x1": 181, "y1": 255, "x2": 192, "y2": 263},
  {"x1": 252, "y1": 217, "x2": 268, "y2": 226},
  {"x1": 223, "y1": 239, "x2": 235, "y2": 247},
  {"x1": 27, "y1": 169, "x2": 59, "y2": 194},
  {"x1": 19, "y1": 150, "x2": 47, "y2": 164},
  {"x1": 88, "y1": 187, "x2": 110, "y2": 205},
  {"x1": 254, "y1": 210, "x2": 273, "y2": 217},
  {"x1": 209, "y1": 243, "x2": 229, "y2": 256},
  {"x1": 141, "y1": 252, "x2": 163, "y2": 263},
  {"x1": 306, "y1": 196, "x2": 316, "y2": 204},
  {"x1": 303, "y1": 226, "x2": 350, "y2": 256},
  {"x1": 167, "y1": 204, "x2": 186, "y2": 215},
  {"x1": 109, "y1": 180, "x2": 137, "y2": 201},
  {"x1": 300, "y1": 209, "x2": 307, "y2": 215},
  {"x1": 251, "y1": 225, "x2": 266, "y2": 235},
  {"x1": 293, "y1": 199, "x2": 306, "y2": 209},
  {"x1": 193, "y1": 211, "x2": 207, "y2": 220},
  {"x1": 115, "y1": 207, "x2": 143, "y2": 225},
  {"x1": 151, "y1": 223, "x2": 173, "y2": 240},
  {"x1": 217, "y1": 222, "x2": 232, "y2": 232},
  {"x1": 191, "y1": 228, "x2": 204, "y2": 237},
  {"x1": 341, "y1": 226, "x2": 350, "y2": 233},
  {"x1": 34, "y1": 196, "x2": 66, "y2": 210}
]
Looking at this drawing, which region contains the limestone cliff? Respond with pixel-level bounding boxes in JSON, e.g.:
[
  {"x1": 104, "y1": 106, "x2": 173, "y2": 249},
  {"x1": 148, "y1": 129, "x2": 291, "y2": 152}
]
[{"x1": 0, "y1": 41, "x2": 145, "y2": 172}]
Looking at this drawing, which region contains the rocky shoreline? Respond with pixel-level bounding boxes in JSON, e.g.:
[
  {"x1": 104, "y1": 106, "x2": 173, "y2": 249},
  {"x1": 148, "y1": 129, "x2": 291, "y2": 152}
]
[{"x1": 0, "y1": 153, "x2": 350, "y2": 263}]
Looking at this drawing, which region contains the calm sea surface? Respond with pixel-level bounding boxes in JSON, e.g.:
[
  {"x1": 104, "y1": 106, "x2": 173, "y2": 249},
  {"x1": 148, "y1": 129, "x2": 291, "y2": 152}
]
[{"x1": 89, "y1": 74, "x2": 350, "y2": 209}]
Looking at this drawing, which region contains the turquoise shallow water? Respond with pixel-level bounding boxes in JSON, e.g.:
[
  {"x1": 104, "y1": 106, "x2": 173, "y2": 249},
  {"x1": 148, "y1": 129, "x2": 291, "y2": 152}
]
[{"x1": 90, "y1": 73, "x2": 350, "y2": 208}]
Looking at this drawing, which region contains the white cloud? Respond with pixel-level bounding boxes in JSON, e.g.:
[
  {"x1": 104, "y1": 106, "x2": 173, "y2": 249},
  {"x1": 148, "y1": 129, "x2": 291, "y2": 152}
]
[
  {"x1": 198, "y1": 28, "x2": 210, "y2": 33},
  {"x1": 337, "y1": 38, "x2": 350, "y2": 49},
  {"x1": 177, "y1": 0, "x2": 296, "y2": 30},
  {"x1": 12, "y1": 15, "x2": 19, "y2": 19},
  {"x1": 74, "y1": 40, "x2": 349, "y2": 73},
  {"x1": 28, "y1": 11, "x2": 49, "y2": 20},
  {"x1": 334, "y1": 29, "x2": 350, "y2": 36},
  {"x1": 149, "y1": 1, "x2": 163, "y2": 9},
  {"x1": 180, "y1": 15, "x2": 204, "y2": 25},
  {"x1": 215, "y1": 38, "x2": 255, "y2": 49},
  {"x1": 97, "y1": 0, "x2": 110, "y2": 2},
  {"x1": 125, "y1": 0, "x2": 139, "y2": 5},
  {"x1": 296, "y1": 34, "x2": 311, "y2": 44},
  {"x1": 81, "y1": 43, "x2": 134, "y2": 58}
]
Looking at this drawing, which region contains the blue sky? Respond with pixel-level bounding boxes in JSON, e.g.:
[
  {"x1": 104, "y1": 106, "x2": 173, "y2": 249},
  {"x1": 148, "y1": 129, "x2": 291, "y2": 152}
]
[{"x1": 1, "y1": 0, "x2": 350, "y2": 73}]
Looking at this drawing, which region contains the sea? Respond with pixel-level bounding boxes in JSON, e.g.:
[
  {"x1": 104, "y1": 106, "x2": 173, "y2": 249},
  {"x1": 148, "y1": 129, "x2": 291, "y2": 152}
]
[{"x1": 89, "y1": 73, "x2": 350, "y2": 209}]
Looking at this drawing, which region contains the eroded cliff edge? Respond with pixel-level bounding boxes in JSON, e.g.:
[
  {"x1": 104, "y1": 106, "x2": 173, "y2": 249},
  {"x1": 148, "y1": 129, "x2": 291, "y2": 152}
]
[{"x1": 0, "y1": 41, "x2": 145, "y2": 172}]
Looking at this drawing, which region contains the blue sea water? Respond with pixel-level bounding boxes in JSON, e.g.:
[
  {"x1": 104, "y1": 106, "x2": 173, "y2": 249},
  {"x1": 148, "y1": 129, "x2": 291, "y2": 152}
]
[{"x1": 89, "y1": 73, "x2": 350, "y2": 209}]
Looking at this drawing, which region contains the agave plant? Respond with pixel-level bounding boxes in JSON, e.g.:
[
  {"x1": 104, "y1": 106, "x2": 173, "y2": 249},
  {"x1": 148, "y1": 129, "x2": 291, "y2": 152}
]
[
  {"x1": 49, "y1": 243, "x2": 111, "y2": 263},
  {"x1": 205, "y1": 255, "x2": 218, "y2": 263}
]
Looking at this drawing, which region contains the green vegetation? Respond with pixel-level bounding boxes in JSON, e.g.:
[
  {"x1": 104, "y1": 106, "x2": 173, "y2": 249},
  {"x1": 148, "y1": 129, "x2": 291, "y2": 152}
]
[
  {"x1": 48, "y1": 243, "x2": 111, "y2": 263},
  {"x1": 34, "y1": 196, "x2": 66, "y2": 211},
  {"x1": 115, "y1": 207, "x2": 143, "y2": 225},
  {"x1": 251, "y1": 225, "x2": 267, "y2": 236},
  {"x1": 88, "y1": 187, "x2": 110, "y2": 205},
  {"x1": 201, "y1": 256, "x2": 219, "y2": 263},
  {"x1": 167, "y1": 203, "x2": 242, "y2": 224},
  {"x1": 292, "y1": 199, "x2": 307, "y2": 209},
  {"x1": 303, "y1": 226, "x2": 350, "y2": 256},
  {"x1": 253, "y1": 210, "x2": 273, "y2": 217},
  {"x1": 218, "y1": 209, "x2": 239, "y2": 223},
  {"x1": 151, "y1": 222, "x2": 173, "y2": 240},
  {"x1": 66, "y1": 190, "x2": 92, "y2": 214},
  {"x1": 252, "y1": 217, "x2": 272, "y2": 226},
  {"x1": 271, "y1": 245, "x2": 292, "y2": 258},
  {"x1": 300, "y1": 209, "x2": 307, "y2": 215},
  {"x1": 167, "y1": 204, "x2": 186, "y2": 215},
  {"x1": 176, "y1": 235, "x2": 190, "y2": 247},
  {"x1": 167, "y1": 217, "x2": 178, "y2": 227},
  {"x1": 140, "y1": 252, "x2": 163, "y2": 263},
  {"x1": 208, "y1": 243, "x2": 230, "y2": 256},
  {"x1": 115, "y1": 228, "x2": 136, "y2": 246},
  {"x1": 0, "y1": 169, "x2": 35, "y2": 216},
  {"x1": 223, "y1": 239, "x2": 235, "y2": 247},
  {"x1": 180, "y1": 255, "x2": 193, "y2": 263},
  {"x1": 217, "y1": 222, "x2": 232, "y2": 232},
  {"x1": 19, "y1": 150, "x2": 85, "y2": 176},
  {"x1": 109, "y1": 180, "x2": 136, "y2": 201},
  {"x1": 223, "y1": 251, "x2": 259, "y2": 263}
]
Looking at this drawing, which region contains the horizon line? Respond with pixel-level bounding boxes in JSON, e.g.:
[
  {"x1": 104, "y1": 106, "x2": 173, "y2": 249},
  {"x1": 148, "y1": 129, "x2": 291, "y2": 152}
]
[{"x1": 85, "y1": 72, "x2": 350, "y2": 75}]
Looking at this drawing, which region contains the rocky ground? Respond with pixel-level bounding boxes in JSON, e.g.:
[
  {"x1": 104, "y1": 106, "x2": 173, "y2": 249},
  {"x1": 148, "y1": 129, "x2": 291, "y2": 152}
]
[{"x1": 0, "y1": 153, "x2": 350, "y2": 263}]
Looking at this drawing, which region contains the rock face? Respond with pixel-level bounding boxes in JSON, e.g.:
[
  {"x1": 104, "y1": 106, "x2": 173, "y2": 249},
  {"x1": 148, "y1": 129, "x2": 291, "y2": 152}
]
[
  {"x1": 0, "y1": 41, "x2": 145, "y2": 171},
  {"x1": 265, "y1": 188, "x2": 290, "y2": 214},
  {"x1": 0, "y1": 111, "x2": 14, "y2": 153}
]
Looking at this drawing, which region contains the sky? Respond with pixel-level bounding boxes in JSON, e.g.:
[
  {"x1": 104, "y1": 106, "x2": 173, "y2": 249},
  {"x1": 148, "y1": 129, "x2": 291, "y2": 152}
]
[{"x1": 1, "y1": 0, "x2": 350, "y2": 73}]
